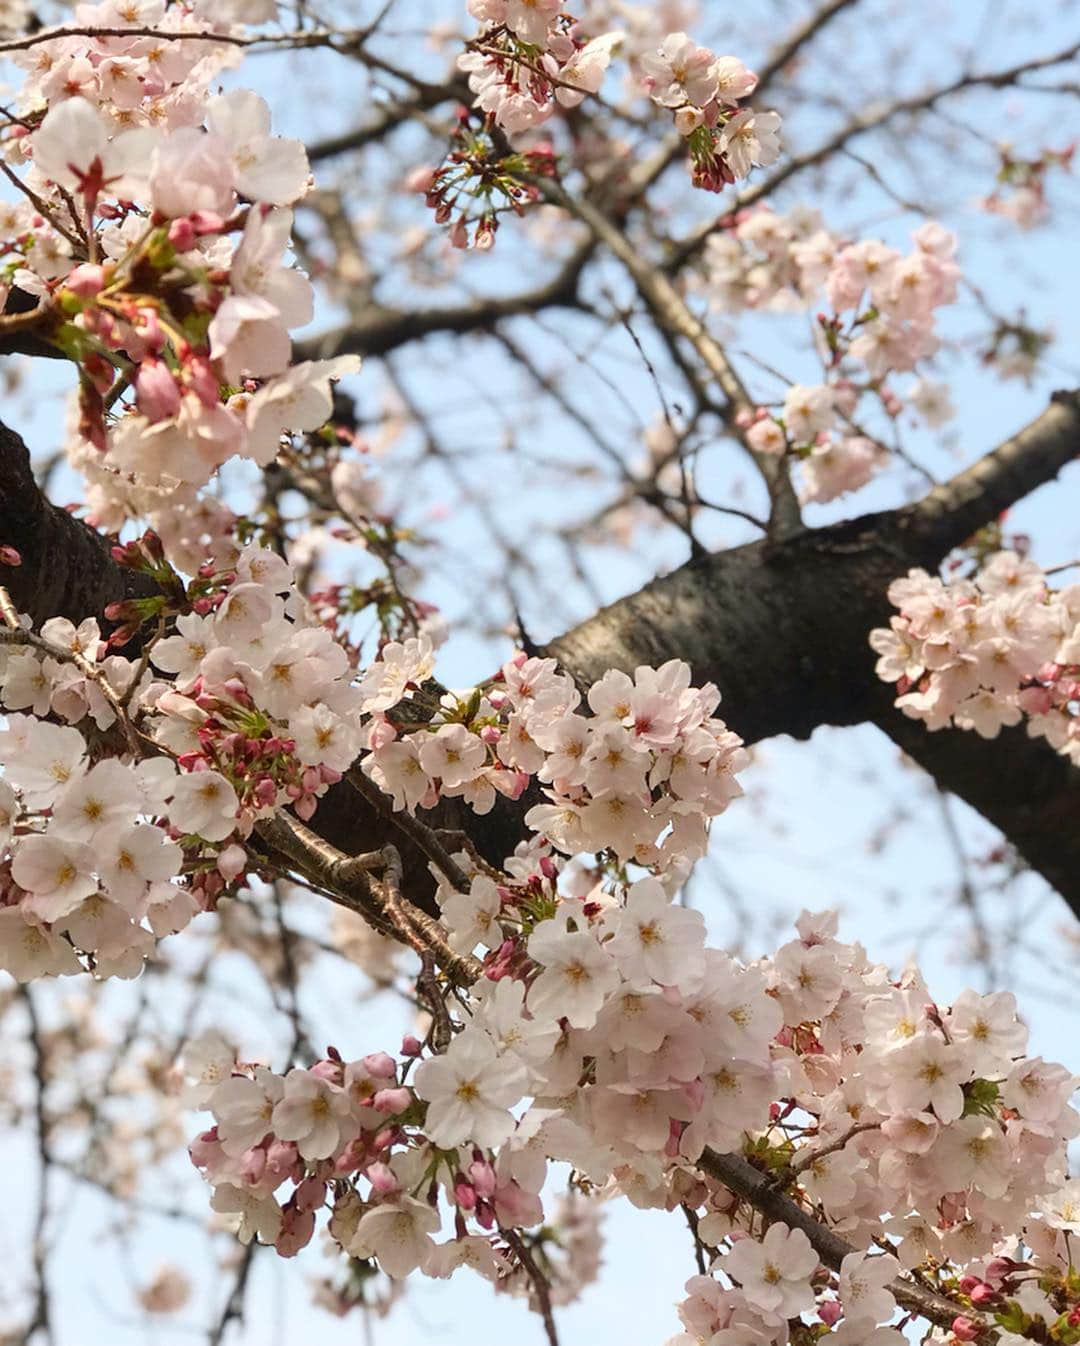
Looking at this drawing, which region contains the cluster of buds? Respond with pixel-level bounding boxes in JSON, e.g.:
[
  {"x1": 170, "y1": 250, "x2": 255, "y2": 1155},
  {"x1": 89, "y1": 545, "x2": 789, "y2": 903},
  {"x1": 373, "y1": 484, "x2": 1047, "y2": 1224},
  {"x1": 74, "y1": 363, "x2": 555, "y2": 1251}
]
[
  {"x1": 982, "y1": 141, "x2": 1075, "y2": 229},
  {"x1": 459, "y1": 6, "x2": 622, "y2": 135},
  {"x1": 103, "y1": 529, "x2": 187, "y2": 646},
  {"x1": 176, "y1": 678, "x2": 342, "y2": 825},
  {"x1": 640, "y1": 34, "x2": 780, "y2": 191},
  {"x1": 409, "y1": 109, "x2": 557, "y2": 251}
]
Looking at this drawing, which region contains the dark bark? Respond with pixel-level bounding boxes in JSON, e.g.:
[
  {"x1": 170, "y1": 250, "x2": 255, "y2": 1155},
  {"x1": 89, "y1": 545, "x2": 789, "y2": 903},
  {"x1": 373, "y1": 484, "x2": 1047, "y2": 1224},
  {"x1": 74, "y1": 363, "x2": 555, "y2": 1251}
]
[
  {"x1": 547, "y1": 394, "x2": 1080, "y2": 743},
  {"x1": 546, "y1": 513, "x2": 913, "y2": 744},
  {"x1": 545, "y1": 393, "x2": 1080, "y2": 914},
  {"x1": 0, "y1": 390, "x2": 1077, "y2": 918},
  {"x1": 0, "y1": 421, "x2": 157, "y2": 625}
]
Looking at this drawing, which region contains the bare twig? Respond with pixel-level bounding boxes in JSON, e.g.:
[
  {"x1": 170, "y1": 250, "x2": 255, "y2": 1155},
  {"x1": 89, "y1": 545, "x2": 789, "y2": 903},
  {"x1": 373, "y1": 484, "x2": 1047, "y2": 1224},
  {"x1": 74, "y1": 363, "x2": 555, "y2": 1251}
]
[{"x1": 501, "y1": 1227, "x2": 560, "y2": 1346}]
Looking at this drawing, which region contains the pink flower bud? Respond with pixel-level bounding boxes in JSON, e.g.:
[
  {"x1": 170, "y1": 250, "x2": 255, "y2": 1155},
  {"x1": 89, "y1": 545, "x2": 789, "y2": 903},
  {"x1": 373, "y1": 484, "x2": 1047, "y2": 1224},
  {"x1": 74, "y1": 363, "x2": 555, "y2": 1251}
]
[
  {"x1": 294, "y1": 1177, "x2": 327, "y2": 1213},
  {"x1": 401, "y1": 1035, "x2": 422, "y2": 1057},
  {"x1": 373, "y1": 1086, "x2": 412, "y2": 1115},
  {"x1": 404, "y1": 165, "x2": 437, "y2": 193},
  {"x1": 952, "y1": 1317, "x2": 980, "y2": 1342},
  {"x1": 468, "y1": 1159, "x2": 496, "y2": 1198},
  {"x1": 190, "y1": 210, "x2": 225, "y2": 236},
  {"x1": 818, "y1": 1300, "x2": 841, "y2": 1327},
  {"x1": 453, "y1": 1179, "x2": 476, "y2": 1210},
  {"x1": 0, "y1": 545, "x2": 21, "y2": 567},
  {"x1": 265, "y1": 1139, "x2": 298, "y2": 1172},
  {"x1": 168, "y1": 217, "x2": 197, "y2": 251},
  {"x1": 66, "y1": 263, "x2": 107, "y2": 297},
  {"x1": 970, "y1": 1284, "x2": 997, "y2": 1307},
  {"x1": 367, "y1": 1162, "x2": 398, "y2": 1195},
  {"x1": 216, "y1": 844, "x2": 247, "y2": 881},
  {"x1": 184, "y1": 354, "x2": 220, "y2": 408},
  {"x1": 238, "y1": 1145, "x2": 267, "y2": 1185},
  {"x1": 188, "y1": 1129, "x2": 222, "y2": 1167},
  {"x1": 339, "y1": 1142, "x2": 369, "y2": 1176},
  {"x1": 134, "y1": 307, "x2": 165, "y2": 352},
  {"x1": 363, "y1": 1052, "x2": 397, "y2": 1080}
]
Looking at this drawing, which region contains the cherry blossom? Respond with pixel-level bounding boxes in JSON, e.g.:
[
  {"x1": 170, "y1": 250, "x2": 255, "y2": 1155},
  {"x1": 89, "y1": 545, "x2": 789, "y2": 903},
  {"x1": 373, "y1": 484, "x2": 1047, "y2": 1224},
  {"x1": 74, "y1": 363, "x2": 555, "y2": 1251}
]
[
  {"x1": 0, "y1": 6, "x2": 1076, "y2": 1343},
  {"x1": 413, "y1": 1029, "x2": 528, "y2": 1149},
  {"x1": 720, "y1": 1222, "x2": 817, "y2": 1318}
]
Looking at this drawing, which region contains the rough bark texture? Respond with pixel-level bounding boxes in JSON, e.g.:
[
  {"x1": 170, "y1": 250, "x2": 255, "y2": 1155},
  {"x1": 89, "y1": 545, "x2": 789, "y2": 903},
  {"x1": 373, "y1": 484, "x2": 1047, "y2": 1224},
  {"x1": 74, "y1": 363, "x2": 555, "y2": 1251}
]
[
  {"x1": 547, "y1": 514, "x2": 913, "y2": 743},
  {"x1": 0, "y1": 422, "x2": 158, "y2": 625},
  {"x1": 0, "y1": 391, "x2": 1077, "y2": 918},
  {"x1": 545, "y1": 394, "x2": 1080, "y2": 914}
]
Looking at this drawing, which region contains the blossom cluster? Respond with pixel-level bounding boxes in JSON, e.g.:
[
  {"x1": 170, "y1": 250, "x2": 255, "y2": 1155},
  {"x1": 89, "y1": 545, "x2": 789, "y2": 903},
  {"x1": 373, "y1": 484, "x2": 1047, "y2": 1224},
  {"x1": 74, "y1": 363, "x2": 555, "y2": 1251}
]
[
  {"x1": 640, "y1": 33, "x2": 780, "y2": 191},
  {"x1": 360, "y1": 645, "x2": 747, "y2": 874},
  {"x1": 0, "y1": 518, "x2": 747, "y2": 982},
  {"x1": 1, "y1": 0, "x2": 358, "y2": 551},
  {"x1": 871, "y1": 550, "x2": 1080, "y2": 757},
  {"x1": 704, "y1": 209, "x2": 960, "y2": 503},
  {"x1": 455, "y1": 7, "x2": 780, "y2": 204},
  {"x1": 185, "y1": 904, "x2": 1080, "y2": 1344},
  {"x1": 460, "y1": 1, "x2": 624, "y2": 135},
  {"x1": 981, "y1": 142, "x2": 1074, "y2": 231},
  {"x1": 0, "y1": 539, "x2": 366, "y2": 980}
]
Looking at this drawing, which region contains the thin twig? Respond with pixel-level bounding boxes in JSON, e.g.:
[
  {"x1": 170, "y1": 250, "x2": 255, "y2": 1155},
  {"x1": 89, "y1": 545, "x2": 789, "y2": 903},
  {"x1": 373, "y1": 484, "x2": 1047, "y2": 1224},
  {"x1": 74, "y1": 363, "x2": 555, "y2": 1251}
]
[{"x1": 501, "y1": 1227, "x2": 559, "y2": 1346}]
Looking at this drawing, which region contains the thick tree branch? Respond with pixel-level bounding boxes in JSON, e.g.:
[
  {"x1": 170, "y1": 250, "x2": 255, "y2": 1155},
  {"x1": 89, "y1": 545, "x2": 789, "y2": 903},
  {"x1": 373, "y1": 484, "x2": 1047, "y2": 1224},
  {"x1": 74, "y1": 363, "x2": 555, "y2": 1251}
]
[
  {"x1": 909, "y1": 389, "x2": 1080, "y2": 554},
  {"x1": 0, "y1": 421, "x2": 157, "y2": 626},
  {"x1": 546, "y1": 394, "x2": 1080, "y2": 913},
  {"x1": 1, "y1": 388, "x2": 1077, "y2": 916}
]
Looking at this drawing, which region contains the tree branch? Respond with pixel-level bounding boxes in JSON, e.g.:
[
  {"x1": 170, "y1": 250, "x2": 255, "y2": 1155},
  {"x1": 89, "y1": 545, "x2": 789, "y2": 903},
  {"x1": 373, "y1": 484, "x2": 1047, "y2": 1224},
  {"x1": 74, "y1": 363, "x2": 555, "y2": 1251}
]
[
  {"x1": 546, "y1": 393, "x2": 1080, "y2": 913},
  {"x1": 695, "y1": 1147, "x2": 979, "y2": 1332},
  {"x1": 0, "y1": 421, "x2": 158, "y2": 627},
  {"x1": 1, "y1": 387, "x2": 1077, "y2": 917},
  {"x1": 752, "y1": 0, "x2": 862, "y2": 99},
  {"x1": 294, "y1": 236, "x2": 595, "y2": 363},
  {"x1": 909, "y1": 389, "x2": 1080, "y2": 554},
  {"x1": 540, "y1": 180, "x2": 803, "y2": 539}
]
